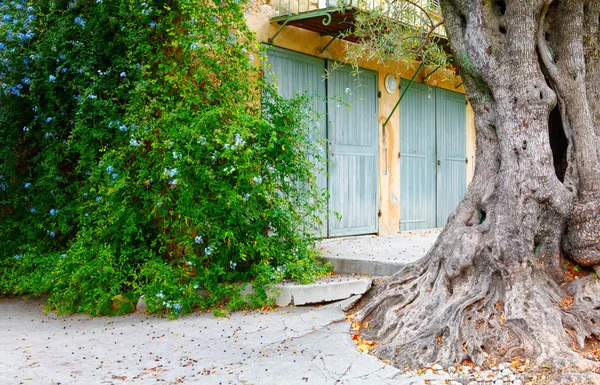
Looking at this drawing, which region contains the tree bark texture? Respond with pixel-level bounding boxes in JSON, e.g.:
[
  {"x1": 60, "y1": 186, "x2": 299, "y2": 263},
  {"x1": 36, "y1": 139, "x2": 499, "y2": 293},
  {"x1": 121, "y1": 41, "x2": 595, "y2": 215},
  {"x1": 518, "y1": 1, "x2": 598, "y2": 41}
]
[{"x1": 353, "y1": 0, "x2": 600, "y2": 378}]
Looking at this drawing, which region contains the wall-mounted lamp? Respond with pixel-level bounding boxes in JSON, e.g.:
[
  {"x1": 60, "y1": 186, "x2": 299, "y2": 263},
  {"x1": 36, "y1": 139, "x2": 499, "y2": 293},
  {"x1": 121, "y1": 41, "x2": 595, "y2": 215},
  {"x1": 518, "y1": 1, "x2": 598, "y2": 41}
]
[{"x1": 384, "y1": 74, "x2": 397, "y2": 94}]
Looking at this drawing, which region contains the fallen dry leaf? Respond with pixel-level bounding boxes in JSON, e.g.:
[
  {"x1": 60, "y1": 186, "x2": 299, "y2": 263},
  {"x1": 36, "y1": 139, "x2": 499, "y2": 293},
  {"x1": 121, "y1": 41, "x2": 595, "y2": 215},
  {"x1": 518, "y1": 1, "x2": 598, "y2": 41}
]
[{"x1": 560, "y1": 296, "x2": 574, "y2": 309}]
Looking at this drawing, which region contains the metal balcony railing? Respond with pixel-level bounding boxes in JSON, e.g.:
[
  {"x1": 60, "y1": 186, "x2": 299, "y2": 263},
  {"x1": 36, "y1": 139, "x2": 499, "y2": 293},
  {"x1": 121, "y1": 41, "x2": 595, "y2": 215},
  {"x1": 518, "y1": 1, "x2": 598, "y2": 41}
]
[
  {"x1": 272, "y1": 1, "x2": 379, "y2": 17},
  {"x1": 268, "y1": 0, "x2": 444, "y2": 44},
  {"x1": 271, "y1": 0, "x2": 440, "y2": 20}
]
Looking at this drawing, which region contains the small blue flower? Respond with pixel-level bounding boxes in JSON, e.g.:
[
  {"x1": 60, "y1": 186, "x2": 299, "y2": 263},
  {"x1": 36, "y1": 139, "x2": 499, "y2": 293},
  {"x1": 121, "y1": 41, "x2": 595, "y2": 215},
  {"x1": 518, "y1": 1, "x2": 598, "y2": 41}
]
[
  {"x1": 130, "y1": 139, "x2": 141, "y2": 146},
  {"x1": 49, "y1": 231, "x2": 56, "y2": 237},
  {"x1": 173, "y1": 303, "x2": 182, "y2": 311},
  {"x1": 50, "y1": 209, "x2": 57, "y2": 216},
  {"x1": 150, "y1": 22, "x2": 157, "y2": 28},
  {"x1": 168, "y1": 179, "x2": 177, "y2": 185},
  {"x1": 84, "y1": 212, "x2": 89, "y2": 217},
  {"x1": 227, "y1": 33, "x2": 236, "y2": 46},
  {"x1": 49, "y1": 75, "x2": 56, "y2": 82},
  {"x1": 204, "y1": 246, "x2": 214, "y2": 255},
  {"x1": 194, "y1": 235, "x2": 203, "y2": 244},
  {"x1": 24, "y1": 182, "x2": 31, "y2": 188},
  {"x1": 156, "y1": 292, "x2": 164, "y2": 298},
  {"x1": 111, "y1": 173, "x2": 118, "y2": 179},
  {"x1": 253, "y1": 176, "x2": 262, "y2": 184},
  {"x1": 74, "y1": 16, "x2": 86, "y2": 28},
  {"x1": 229, "y1": 261, "x2": 237, "y2": 270},
  {"x1": 46, "y1": 117, "x2": 53, "y2": 123},
  {"x1": 22, "y1": 77, "x2": 30, "y2": 84},
  {"x1": 106, "y1": 166, "x2": 114, "y2": 173},
  {"x1": 120, "y1": 72, "x2": 126, "y2": 77},
  {"x1": 165, "y1": 168, "x2": 178, "y2": 178},
  {"x1": 30, "y1": 208, "x2": 36, "y2": 213},
  {"x1": 95, "y1": 196, "x2": 101, "y2": 201},
  {"x1": 232, "y1": 134, "x2": 246, "y2": 148},
  {"x1": 88, "y1": 93, "x2": 97, "y2": 99},
  {"x1": 14, "y1": 255, "x2": 20, "y2": 260}
]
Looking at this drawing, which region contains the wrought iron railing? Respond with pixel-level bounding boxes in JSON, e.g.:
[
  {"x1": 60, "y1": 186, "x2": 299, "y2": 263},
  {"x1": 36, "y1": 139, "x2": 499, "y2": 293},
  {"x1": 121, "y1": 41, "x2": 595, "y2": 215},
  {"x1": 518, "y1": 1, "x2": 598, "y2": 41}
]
[
  {"x1": 271, "y1": 0, "x2": 440, "y2": 18},
  {"x1": 270, "y1": 0, "x2": 443, "y2": 34},
  {"x1": 272, "y1": 0, "x2": 388, "y2": 17}
]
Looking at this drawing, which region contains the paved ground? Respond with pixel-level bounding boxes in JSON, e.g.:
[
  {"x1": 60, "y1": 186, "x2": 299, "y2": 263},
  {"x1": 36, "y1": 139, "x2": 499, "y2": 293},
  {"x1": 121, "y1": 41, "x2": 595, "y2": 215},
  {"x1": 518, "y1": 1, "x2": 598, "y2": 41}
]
[
  {"x1": 1, "y1": 296, "x2": 454, "y2": 385},
  {"x1": 2, "y1": 231, "x2": 540, "y2": 385}
]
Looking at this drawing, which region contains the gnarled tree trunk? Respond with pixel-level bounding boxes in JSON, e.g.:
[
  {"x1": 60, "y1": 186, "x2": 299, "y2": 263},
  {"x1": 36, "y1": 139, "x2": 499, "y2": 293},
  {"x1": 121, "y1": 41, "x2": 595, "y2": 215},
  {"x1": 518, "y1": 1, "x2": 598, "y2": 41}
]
[{"x1": 353, "y1": 0, "x2": 600, "y2": 379}]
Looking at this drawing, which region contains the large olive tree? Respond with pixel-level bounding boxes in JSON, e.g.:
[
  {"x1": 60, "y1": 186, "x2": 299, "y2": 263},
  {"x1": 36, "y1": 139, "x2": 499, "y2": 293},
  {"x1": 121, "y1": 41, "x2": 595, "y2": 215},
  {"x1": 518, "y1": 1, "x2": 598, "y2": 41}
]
[{"x1": 354, "y1": 0, "x2": 600, "y2": 379}]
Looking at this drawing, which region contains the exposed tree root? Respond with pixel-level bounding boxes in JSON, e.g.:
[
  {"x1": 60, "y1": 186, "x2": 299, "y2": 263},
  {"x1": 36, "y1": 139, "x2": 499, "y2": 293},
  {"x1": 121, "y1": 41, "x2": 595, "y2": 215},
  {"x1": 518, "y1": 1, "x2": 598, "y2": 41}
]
[{"x1": 352, "y1": 222, "x2": 600, "y2": 377}]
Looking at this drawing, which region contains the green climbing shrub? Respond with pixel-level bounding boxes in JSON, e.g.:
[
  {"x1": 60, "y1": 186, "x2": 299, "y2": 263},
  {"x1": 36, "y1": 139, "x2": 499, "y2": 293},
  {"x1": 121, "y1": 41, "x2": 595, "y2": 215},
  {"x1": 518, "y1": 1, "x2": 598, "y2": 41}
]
[{"x1": 0, "y1": 0, "x2": 327, "y2": 316}]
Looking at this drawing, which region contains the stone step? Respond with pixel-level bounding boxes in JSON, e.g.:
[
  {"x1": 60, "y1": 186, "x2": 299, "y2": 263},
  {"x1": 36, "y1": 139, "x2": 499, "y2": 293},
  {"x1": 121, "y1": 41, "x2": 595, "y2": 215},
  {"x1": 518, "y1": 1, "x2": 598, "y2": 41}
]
[
  {"x1": 318, "y1": 229, "x2": 440, "y2": 276},
  {"x1": 320, "y1": 256, "x2": 404, "y2": 277},
  {"x1": 269, "y1": 274, "x2": 372, "y2": 307}
]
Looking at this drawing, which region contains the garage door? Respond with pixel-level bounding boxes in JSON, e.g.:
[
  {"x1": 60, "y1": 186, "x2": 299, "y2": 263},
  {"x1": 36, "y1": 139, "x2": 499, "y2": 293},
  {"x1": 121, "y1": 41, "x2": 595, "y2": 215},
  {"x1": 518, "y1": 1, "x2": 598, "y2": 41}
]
[
  {"x1": 266, "y1": 48, "x2": 378, "y2": 237},
  {"x1": 399, "y1": 79, "x2": 466, "y2": 230}
]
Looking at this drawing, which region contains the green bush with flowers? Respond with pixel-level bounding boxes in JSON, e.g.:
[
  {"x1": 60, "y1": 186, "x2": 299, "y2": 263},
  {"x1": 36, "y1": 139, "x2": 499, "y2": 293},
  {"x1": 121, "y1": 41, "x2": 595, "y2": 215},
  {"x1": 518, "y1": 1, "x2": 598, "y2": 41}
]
[{"x1": 0, "y1": 0, "x2": 328, "y2": 316}]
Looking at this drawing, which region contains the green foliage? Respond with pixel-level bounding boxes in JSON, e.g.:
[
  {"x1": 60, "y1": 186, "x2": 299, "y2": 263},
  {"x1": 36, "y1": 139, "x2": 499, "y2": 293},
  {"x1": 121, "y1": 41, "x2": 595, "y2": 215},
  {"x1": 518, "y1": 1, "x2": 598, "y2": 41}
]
[
  {"x1": 343, "y1": 0, "x2": 451, "y2": 72},
  {"x1": 0, "y1": 0, "x2": 328, "y2": 316}
]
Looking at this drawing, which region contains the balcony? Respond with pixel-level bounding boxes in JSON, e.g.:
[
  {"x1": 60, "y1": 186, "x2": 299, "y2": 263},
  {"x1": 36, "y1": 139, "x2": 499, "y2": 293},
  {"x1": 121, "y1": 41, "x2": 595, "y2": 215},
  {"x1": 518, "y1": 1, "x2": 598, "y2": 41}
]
[{"x1": 267, "y1": 0, "x2": 444, "y2": 45}]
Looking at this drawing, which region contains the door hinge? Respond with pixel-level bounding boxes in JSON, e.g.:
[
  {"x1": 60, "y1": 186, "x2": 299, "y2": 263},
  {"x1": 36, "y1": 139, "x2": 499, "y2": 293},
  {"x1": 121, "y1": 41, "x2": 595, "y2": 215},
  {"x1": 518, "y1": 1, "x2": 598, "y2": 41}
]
[
  {"x1": 378, "y1": 91, "x2": 382, "y2": 98},
  {"x1": 378, "y1": 209, "x2": 382, "y2": 217}
]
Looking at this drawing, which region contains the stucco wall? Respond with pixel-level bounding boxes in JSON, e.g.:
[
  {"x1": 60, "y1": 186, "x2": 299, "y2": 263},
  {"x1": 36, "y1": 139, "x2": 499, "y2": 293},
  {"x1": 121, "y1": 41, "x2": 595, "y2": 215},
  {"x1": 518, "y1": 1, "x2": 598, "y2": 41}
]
[{"x1": 246, "y1": 2, "x2": 476, "y2": 235}]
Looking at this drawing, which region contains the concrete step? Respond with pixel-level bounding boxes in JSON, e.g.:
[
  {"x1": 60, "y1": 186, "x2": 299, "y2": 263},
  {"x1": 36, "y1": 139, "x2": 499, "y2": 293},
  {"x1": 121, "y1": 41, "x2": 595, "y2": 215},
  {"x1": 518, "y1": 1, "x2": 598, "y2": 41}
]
[
  {"x1": 269, "y1": 274, "x2": 372, "y2": 307},
  {"x1": 318, "y1": 229, "x2": 440, "y2": 276},
  {"x1": 321, "y1": 256, "x2": 403, "y2": 277}
]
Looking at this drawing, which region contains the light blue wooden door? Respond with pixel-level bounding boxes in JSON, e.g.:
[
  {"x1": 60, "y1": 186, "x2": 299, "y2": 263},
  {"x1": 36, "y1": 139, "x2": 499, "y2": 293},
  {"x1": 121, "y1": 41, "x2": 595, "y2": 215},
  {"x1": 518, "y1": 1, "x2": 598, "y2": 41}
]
[
  {"x1": 327, "y1": 64, "x2": 378, "y2": 236},
  {"x1": 399, "y1": 80, "x2": 436, "y2": 230},
  {"x1": 399, "y1": 81, "x2": 466, "y2": 230},
  {"x1": 266, "y1": 48, "x2": 328, "y2": 236},
  {"x1": 436, "y1": 88, "x2": 466, "y2": 227}
]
